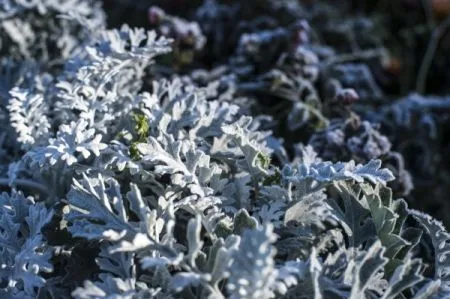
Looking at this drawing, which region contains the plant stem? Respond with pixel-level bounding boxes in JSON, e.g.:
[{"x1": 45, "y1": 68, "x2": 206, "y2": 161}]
[
  {"x1": 0, "y1": 178, "x2": 49, "y2": 195},
  {"x1": 422, "y1": 0, "x2": 435, "y2": 26},
  {"x1": 322, "y1": 49, "x2": 385, "y2": 68},
  {"x1": 416, "y1": 15, "x2": 450, "y2": 94}
]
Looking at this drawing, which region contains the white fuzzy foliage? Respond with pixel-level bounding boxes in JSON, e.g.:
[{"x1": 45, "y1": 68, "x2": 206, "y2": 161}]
[
  {"x1": 27, "y1": 119, "x2": 107, "y2": 166},
  {"x1": 227, "y1": 224, "x2": 278, "y2": 299},
  {"x1": 0, "y1": 4, "x2": 447, "y2": 299},
  {"x1": 7, "y1": 88, "x2": 50, "y2": 149}
]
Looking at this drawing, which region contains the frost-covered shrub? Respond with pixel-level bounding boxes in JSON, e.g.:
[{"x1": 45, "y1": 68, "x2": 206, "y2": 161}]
[
  {"x1": 0, "y1": 0, "x2": 105, "y2": 60},
  {"x1": 1, "y1": 0, "x2": 450, "y2": 298}
]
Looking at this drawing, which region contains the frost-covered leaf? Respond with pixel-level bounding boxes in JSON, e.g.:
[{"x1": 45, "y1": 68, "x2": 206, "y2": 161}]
[
  {"x1": 72, "y1": 274, "x2": 161, "y2": 299},
  {"x1": 136, "y1": 135, "x2": 225, "y2": 223},
  {"x1": 72, "y1": 245, "x2": 164, "y2": 299},
  {"x1": 411, "y1": 280, "x2": 442, "y2": 299},
  {"x1": 284, "y1": 190, "x2": 336, "y2": 229},
  {"x1": 95, "y1": 25, "x2": 172, "y2": 62},
  {"x1": 55, "y1": 25, "x2": 172, "y2": 134},
  {"x1": 283, "y1": 159, "x2": 395, "y2": 199},
  {"x1": 328, "y1": 182, "x2": 377, "y2": 248},
  {"x1": 410, "y1": 210, "x2": 450, "y2": 292},
  {"x1": 290, "y1": 241, "x2": 388, "y2": 299},
  {"x1": 65, "y1": 174, "x2": 134, "y2": 241},
  {"x1": 227, "y1": 224, "x2": 278, "y2": 299},
  {"x1": 27, "y1": 119, "x2": 107, "y2": 167},
  {"x1": 137, "y1": 136, "x2": 205, "y2": 181},
  {"x1": 361, "y1": 184, "x2": 422, "y2": 267},
  {"x1": 348, "y1": 241, "x2": 388, "y2": 298},
  {"x1": 204, "y1": 235, "x2": 240, "y2": 288},
  {"x1": 0, "y1": 191, "x2": 53, "y2": 298},
  {"x1": 7, "y1": 88, "x2": 50, "y2": 150},
  {"x1": 186, "y1": 215, "x2": 203, "y2": 267},
  {"x1": 381, "y1": 257, "x2": 424, "y2": 299},
  {"x1": 221, "y1": 116, "x2": 272, "y2": 179}
]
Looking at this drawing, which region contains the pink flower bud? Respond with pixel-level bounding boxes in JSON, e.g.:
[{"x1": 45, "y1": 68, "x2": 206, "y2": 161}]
[
  {"x1": 148, "y1": 6, "x2": 164, "y2": 24},
  {"x1": 335, "y1": 88, "x2": 359, "y2": 105}
]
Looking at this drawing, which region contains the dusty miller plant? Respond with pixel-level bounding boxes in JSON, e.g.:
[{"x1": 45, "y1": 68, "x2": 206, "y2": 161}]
[{"x1": 1, "y1": 1, "x2": 450, "y2": 299}]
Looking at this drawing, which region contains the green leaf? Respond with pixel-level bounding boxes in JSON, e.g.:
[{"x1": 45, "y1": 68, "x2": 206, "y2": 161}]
[
  {"x1": 132, "y1": 112, "x2": 149, "y2": 141},
  {"x1": 233, "y1": 209, "x2": 258, "y2": 235}
]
